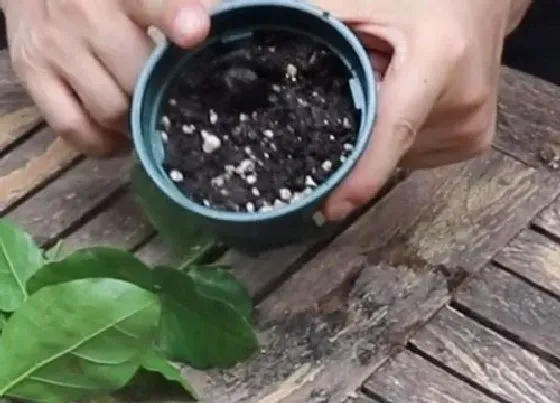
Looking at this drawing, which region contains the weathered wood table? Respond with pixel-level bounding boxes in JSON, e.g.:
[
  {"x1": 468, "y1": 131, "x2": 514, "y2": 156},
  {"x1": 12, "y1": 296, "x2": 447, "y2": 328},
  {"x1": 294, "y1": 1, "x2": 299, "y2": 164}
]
[{"x1": 1, "y1": 47, "x2": 560, "y2": 403}]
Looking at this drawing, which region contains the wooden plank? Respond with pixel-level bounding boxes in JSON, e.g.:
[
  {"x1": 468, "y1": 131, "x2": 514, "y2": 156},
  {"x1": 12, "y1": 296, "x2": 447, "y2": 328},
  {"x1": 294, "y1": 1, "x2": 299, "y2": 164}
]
[
  {"x1": 197, "y1": 262, "x2": 454, "y2": 403},
  {"x1": 136, "y1": 234, "x2": 323, "y2": 294},
  {"x1": 0, "y1": 49, "x2": 42, "y2": 153},
  {"x1": 57, "y1": 190, "x2": 153, "y2": 255},
  {"x1": 455, "y1": 265, "x2": 560, "y2": 363},
  {"x1": 135, "y1": 234, "x2": 180, "y2": 267},
  {"x1": 496, "y1": 67, "x2": 560, "y2": 170},
  {"x1": 258, "y1": 152, "x2": 558, "y2": 321},
  {"x1": 217, "y1": 241, "x2": 323, "y2": 300},
  {"x1": 534, "y1": 197, "x2": 560, "y2": 239},
  {"x1": 184, "y1": 152, "x2": 559, "y2": 403},
  {"x1": 363, "y1": 350, "x2": 497, "y2": 403},
  {"x1": 134, "y1": 170, "x2": 408, "y2": 296},
  {"x1": 494, "y1": 229, "x2": 560, "y2": 297},
  {"x1": 410, "y1": 306, "x2": 560, "y2": 403},
  {"x1": 0, "y1": 127, "x2": 80, "y2": 212},
  {"x1": 6, "y1": 155, "x2": 133, "y2": 246}
]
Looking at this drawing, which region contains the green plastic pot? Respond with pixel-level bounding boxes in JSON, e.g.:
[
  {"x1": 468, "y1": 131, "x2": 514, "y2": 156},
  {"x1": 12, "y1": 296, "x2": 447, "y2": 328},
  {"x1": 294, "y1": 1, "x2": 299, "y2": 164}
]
[{"x1": 131, "y1": 0, "x2": 377, "y2": 252}]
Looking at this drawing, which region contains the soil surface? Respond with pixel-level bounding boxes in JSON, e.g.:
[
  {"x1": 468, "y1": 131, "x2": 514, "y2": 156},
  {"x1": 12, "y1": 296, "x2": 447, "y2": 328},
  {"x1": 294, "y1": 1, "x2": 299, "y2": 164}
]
[{"x1": 159, "y1": 30, "x2": 359, "y2": 213}]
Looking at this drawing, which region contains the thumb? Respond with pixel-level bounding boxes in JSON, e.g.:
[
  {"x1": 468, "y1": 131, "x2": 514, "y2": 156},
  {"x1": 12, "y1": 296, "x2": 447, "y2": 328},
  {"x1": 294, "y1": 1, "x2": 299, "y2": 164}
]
[
  {"x1": 323, "y1": 40, "x2": 448, "y2": 221},
  {"x1": 123, "y1": 0, "x2": 214, "y2": 47}
]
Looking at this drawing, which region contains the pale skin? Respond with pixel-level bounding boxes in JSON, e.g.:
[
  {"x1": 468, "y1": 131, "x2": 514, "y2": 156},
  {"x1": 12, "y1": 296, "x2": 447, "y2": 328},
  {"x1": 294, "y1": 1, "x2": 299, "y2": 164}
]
[{"x1": 1, "y1": 0, "x2": 532, "y2": 221}]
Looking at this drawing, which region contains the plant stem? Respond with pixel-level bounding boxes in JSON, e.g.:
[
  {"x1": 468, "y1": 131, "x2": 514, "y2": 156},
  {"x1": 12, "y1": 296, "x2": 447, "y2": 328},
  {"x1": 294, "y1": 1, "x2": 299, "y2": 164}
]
[{"x1": 178, "y1": 242, "x2": 217, "y2": 271}]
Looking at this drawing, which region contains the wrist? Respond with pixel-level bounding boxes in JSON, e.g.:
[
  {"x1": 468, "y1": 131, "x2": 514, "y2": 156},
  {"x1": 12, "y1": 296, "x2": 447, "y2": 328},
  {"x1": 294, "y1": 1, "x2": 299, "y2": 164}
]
[{"x1": 506, "y1": 0, "x2": 532, "y2": 34}]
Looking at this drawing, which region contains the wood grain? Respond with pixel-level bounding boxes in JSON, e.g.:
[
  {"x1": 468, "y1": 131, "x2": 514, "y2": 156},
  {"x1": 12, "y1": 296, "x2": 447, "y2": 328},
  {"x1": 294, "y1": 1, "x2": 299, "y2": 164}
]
[
  {"x1": 496, "y1": 67, "x2": 560, "y2": 170},
  {"x1": 410, "y1": 306, "x2": 560, "y2": 403},
  {"x1": 221, "y1": 262, "x2": 454, "y2": 403},
  {"x1": 58, "y1": 190, "x2": 153, "y2": 255},
  {"x1": 534, "y1": 197, "x2": 560, "y2": 239},
  {"x1": 494, "y1": 229, "x2": 560, "y2": 297},
  {"x1": 455, "y1": 265, "x2": 560, "y2": 363},
  {"x1": 135, "y1": 234, "x2": 181, "y2": 266},
  {"x1": 136, "y1": 234, "x2": 324, "y2": 298},
  {"x1": 0, "y1": 49, "x2": 42, "y2": 153},
  {"x1": 182, "y1": 151, "x2": 559, "y2": 403},
  {"x1": 258, "y1": 152, "x2": 558, "y2": 321},
  {"x1": 0, "y1": 127, "x2": 80, "y2": 212},
  {"x1": 6, "y1": 155, "x2": 133, "y2": 246},
  {"x1": 134, "y1": 171, "x2": 407, "y2": 298},
  {"x1": 363, "y1": 350, "x2": 496, "y2": 403}
]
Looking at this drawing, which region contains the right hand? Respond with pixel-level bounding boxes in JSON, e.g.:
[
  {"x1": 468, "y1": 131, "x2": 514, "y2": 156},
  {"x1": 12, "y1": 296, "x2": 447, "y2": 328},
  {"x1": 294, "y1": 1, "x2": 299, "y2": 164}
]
[{"x1": 2, "y1": 0, "x2": 214, "y2": 157}]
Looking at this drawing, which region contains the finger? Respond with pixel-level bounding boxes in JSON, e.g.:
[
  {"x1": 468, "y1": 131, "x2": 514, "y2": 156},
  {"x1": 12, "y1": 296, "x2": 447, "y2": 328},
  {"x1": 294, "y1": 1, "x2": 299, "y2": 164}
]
[
  {"x1": 24, "y1": 69, "x2": 130, "y2": 157},
  {"x1": 89, "y1": 15, "x2": 155, "y2": 94},
  {"x1": 399, "y1": 144, "x2": 491, "y2": 169},
  {"x1": 323, "y1": 34, "x2": 450, "y2": 221},
  {"x1": 400, "y1": 122, "x2": 495, "y2": 169},
  {"x1": 356, "y1": 29, "x2": 392, "y2": 77},
  {"x1": 370, "y1": 53, "x2": 390, "y2": 78},
  {"x1": 49, "y1": 42, "x2": 130, "y2": 133},
  {"x1": 123, "y1": 0, "x2": 211, "y2": 48},
  {"x1": 311, "y1": 0, "x2": 393, "y2": 23},
  {"x1": 352, "y1": 26, "x2": 393, "y2": 54}
]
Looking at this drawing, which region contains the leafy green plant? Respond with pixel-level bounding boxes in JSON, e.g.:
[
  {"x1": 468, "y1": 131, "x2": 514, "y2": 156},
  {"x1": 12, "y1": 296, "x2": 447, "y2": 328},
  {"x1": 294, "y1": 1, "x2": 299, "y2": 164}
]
[{"x1": 0, "y1": 219, "x2": 258, "y2": 402}]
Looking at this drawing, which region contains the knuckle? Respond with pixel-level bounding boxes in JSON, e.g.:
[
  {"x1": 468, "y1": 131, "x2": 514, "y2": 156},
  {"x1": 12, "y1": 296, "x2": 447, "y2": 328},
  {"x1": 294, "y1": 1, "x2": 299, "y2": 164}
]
[
  {"x1": 96, "y1": 98, "x2": 129, "y2": 128},
  {"x1": 51, "y1": 110, "x2": 86, "y2": 137},
  {"x1": 432, "y1": 24, "x2": 470, "y2": 64},
  {"x1": 466, "y1": 87, "x2": 491, "y2": 110},
  {"x1": 45, "y1": 0, "x2": 98, "y2": 34},
  {"x1": 9, "y1": 28, "x2": 52, "y2": 76},
  {"x1": 50, "y1": 0, "x2": 91, "y2": 22}
]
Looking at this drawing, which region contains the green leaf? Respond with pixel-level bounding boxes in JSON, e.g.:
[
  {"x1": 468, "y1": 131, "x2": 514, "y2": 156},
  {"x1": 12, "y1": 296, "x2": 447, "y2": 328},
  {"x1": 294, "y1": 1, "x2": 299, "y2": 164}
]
[
  {"x1": 0, "y1": 219, "x2": 45, "y2": 312},
  {"x1": 188, "y1": 266, "x2": 252, "y2": 319},
  {"x1": 132, "y1": 166, "x2": 216, "y2": 261},
  {"x1": 0, "y1": 278, "x2": 161, "y2": 403},
  {"x1": 26, "y1": 248, "x2": 259, "y2": 370},
  {"x1": 140, "y1": 349, "x2": 198, "y2": 399},
  {"x1": 115, "y1": 349, "x2": 198, "y2": 401},
  {"x1": 27, "y1": 247, "x2": 155, "y2": 296},
  {"x1": 154, "y1": 266, "x2": 258, "y2": 370},
  {"x1": 44, "y1": 240, "x2": 64, "y2": 262},
  {"x1": 0, "y1": 313, "x2": 5, "y2": 333}
]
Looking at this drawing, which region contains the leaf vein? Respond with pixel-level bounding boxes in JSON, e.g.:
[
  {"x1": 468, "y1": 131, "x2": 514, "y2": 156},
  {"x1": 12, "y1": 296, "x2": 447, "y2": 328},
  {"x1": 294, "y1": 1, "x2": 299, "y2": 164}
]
[
  {"x1": 70, "y1": 351, "x2": 126, "y2": 365},
  {"x1": 0, "y1": 241, "x2": 27, "y2": 300},
  {"x1": 0, "y1": 300, "x2": 155, "y2": 395},
  {"x1": 113, "y1": 324, "x2": 139, "y2": 339},
  {"x1": 28, "y1": 376, "x2": 101, "y2": 391}
]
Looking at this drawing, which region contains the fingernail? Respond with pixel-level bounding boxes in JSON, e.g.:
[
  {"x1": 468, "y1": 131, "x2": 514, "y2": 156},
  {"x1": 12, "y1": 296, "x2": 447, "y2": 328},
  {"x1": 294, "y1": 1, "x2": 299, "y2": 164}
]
[
  {"x1": 173, "y1": 5, "x2": 208, "y2": 43},
  {"x1": 326, "y1": 200, "x2": 354, "y2": 222}
]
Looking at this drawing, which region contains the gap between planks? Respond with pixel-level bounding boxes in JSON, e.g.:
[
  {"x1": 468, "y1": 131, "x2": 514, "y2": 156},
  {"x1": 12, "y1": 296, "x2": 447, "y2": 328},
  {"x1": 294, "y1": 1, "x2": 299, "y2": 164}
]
[
  {"x1": 164, "y1": 151, "x2": 560, "y2": 403},
  {"x1": 408, "y1": 305, "x2": 560, "y2": 403},
  {"x1": 532, "y1": 195, "x2": 560, "y2": 241},
  {"x1": 363, "y1": 347, "x2": 503, "y2": 403},
  {"x1": 0, "y1": 49, "x2": 43, "y2": 155}
]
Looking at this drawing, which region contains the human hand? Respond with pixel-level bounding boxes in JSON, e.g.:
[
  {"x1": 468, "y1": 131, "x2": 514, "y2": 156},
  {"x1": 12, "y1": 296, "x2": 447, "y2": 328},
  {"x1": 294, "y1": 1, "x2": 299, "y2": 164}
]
[
  {"x1": 2, "y1": 0, "x2": 215, "y2": 157},
  {"x1": 314, "y1": 0, "x2": 532, "y2": 221}
]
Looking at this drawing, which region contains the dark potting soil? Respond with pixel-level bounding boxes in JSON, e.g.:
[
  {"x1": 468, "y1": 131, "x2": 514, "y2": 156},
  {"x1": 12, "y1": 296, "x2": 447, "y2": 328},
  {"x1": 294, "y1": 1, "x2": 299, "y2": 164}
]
[{"x1": 159, "y1": 30, "x2": 359, "y2": 213}]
